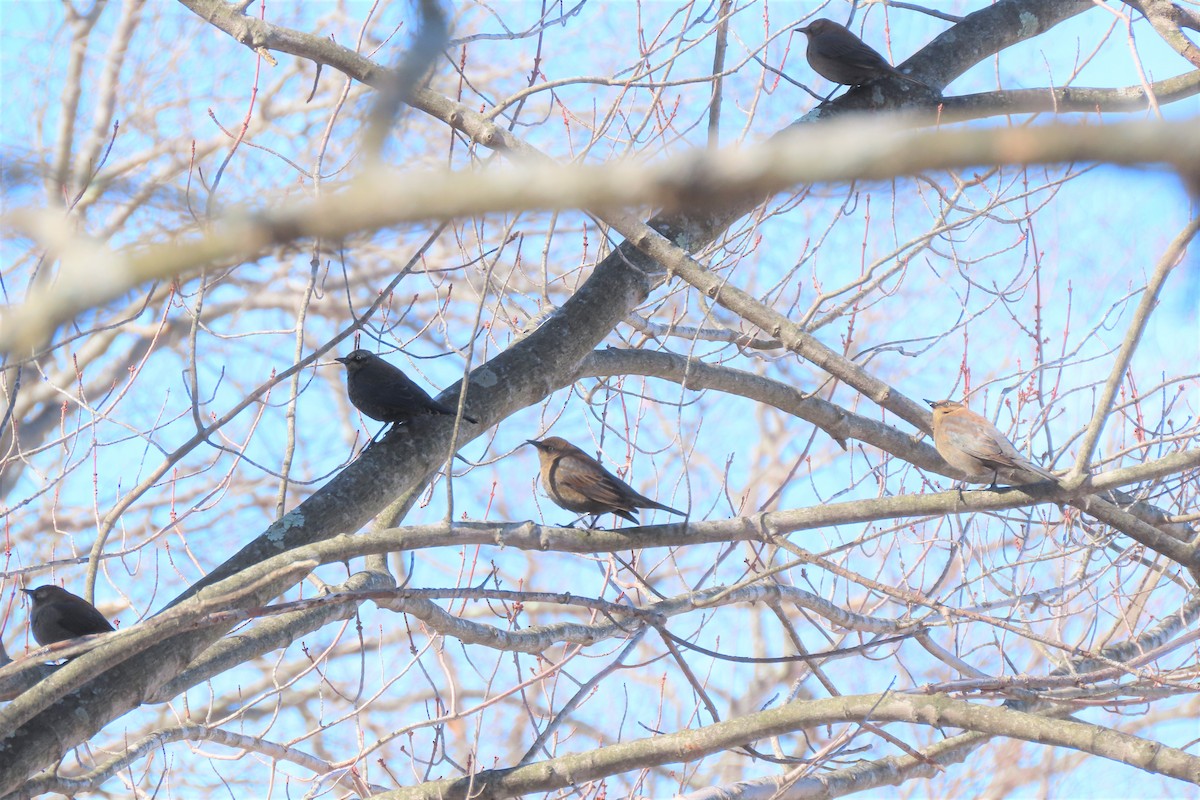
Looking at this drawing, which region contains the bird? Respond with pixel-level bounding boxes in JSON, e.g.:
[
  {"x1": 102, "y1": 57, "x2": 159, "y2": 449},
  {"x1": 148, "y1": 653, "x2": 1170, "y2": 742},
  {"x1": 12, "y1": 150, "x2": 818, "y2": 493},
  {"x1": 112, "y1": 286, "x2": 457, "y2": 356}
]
[
  {"x1": 336, "y1": 349, "x2": 478, "y2": 434},
  {"x1": 926, "y1": 399, "x2": 1059, "y2": 489},
  {"x1": 22, "y1": 585, "x2": 115, "y2": 649},
  {"x1": 526, "y1": 436, "x2": 686, "y2": 526},
  {"x1": 794, "y1": 18, "x2": 930, "y2": 89}
]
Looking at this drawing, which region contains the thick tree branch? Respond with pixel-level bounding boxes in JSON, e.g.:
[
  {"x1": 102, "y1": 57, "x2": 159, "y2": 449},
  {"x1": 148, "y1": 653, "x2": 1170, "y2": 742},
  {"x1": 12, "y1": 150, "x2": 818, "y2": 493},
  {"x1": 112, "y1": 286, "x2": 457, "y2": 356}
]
[
  {"x1": 6, "y1": 118, "x2": 1199, "y2": 357},
  {"x1": 377, "y1": 693, "x2": 1200, "y2": 798},
  {"x1": 4, "y1": 0, "x2": 1192, "y2": 791}
]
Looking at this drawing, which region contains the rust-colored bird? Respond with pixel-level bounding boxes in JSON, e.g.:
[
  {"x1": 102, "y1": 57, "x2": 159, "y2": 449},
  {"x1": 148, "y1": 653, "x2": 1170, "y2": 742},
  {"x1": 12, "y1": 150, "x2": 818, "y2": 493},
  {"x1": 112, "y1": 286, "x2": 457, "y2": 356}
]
[
  {"x1": 22, "y1": 585, "x2": 115, "y2": 649},
  {"x1": 526, "y1": 436, "x2": 685, "y2": 526},
  {"x1": 926, "y1": 399, "x2": 1058, "y2": 489},
  {"x1": 795, "y1": 18, "x2": 929, "y2": 89}
]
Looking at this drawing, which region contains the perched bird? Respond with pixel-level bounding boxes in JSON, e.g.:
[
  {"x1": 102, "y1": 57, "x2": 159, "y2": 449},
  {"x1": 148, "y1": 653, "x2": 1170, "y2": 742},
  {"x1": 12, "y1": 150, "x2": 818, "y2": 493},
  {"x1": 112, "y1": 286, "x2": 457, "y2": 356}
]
[
  {"x1": 526, "y1": 436, "x2": 686, "y2": 526},
  {"x1": 336, "y1": 349, "x2": 478, "y2": 433},
  {"x1": 926, "y1": 399, "x2": 1059, "y2": 489},
  {"x1": 22, "y1": 585, "x2": 115, "y2": 649},
  {"x1": 795, "y1": 18, "x2": 929, "y2": 89}
]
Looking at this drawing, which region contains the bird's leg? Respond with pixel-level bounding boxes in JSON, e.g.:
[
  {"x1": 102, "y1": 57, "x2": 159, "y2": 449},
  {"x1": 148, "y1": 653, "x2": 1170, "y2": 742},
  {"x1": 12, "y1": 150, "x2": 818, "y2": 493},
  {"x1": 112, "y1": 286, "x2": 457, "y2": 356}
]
[{"x1": 362, "y1": 423, "x2": 391, "y2": 449}]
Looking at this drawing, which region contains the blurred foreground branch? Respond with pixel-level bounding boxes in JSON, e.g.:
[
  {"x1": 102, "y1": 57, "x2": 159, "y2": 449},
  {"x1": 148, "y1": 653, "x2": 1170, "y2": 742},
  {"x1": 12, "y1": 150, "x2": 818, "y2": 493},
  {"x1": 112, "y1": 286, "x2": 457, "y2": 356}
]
[{"x1": 4, "y1": 118, "x2": 1198, "y2": 355}]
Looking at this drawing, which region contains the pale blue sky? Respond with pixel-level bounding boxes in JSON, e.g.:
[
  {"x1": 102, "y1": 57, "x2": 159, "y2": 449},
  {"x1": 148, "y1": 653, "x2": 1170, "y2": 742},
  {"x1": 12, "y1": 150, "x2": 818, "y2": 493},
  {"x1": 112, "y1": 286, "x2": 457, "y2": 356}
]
[{"x1": 2, "y1": 2, "x2": 1197, "y2": 796}]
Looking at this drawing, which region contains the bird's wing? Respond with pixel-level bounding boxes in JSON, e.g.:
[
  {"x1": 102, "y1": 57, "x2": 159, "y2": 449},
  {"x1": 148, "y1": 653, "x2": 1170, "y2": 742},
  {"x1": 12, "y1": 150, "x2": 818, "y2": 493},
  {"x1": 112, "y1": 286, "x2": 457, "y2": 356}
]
[
  {"x1": 388, "y1": 372, "x2": 431, "y2": 401},
  {"x1": 48, "y1": 605, "x2": 114, "y2": 637},
  {"x1": 386, "y1": 372, "x2": 454, "y2": 414},
  {"x1": 814, "y1": 36, "x2": 889, "y2": 72},
  {"x1": 943, "y1": 417, "x2": 1054, "y2": 478},
  {"x1": 941, "y1": 417, "x2": 1014, "y2": 467},
  {"x1": 555, "y1": 456, "x2": 638, "y2": 510}
]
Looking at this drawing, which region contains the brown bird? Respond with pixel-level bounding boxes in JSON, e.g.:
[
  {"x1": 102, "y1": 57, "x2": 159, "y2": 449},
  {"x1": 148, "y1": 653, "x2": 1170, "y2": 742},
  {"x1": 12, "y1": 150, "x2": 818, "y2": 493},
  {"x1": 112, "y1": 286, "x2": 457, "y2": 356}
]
[
  {"x1": 22, "y1": 585, "x2": 115, "y2": 649},
  {"x1": 336, "y1": 349, "x2": 478, "y2": 434},
  {"x1": 926, "y1": 399, "x2": 1058, "y2": 489},
  {"x1": 795, "y1": 18, "x2": 930, "y2": 89},
  {"x1": 526, "y1": 436, "x2": 685, "y2": 526}
]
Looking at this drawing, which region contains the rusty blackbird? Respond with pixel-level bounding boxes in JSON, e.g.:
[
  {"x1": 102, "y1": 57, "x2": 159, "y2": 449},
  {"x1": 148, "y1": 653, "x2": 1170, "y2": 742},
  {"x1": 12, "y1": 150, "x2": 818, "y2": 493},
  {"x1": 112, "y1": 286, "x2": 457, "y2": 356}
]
[
  {"x1": 336, "y1": 349, "x2": 478, "y2": 431},
  {"x1": 927, "y1": 399, "x2": 1058, "y2": 489},
  {"x1": 527, "y1": 436, "x2": 685, "y2": 526},
  {"x1": 795, "y1": 18, "x2": 929, "y2": 89},
  {"x1": 23, "y1": 585, "x2": 115, "y2": 648}
]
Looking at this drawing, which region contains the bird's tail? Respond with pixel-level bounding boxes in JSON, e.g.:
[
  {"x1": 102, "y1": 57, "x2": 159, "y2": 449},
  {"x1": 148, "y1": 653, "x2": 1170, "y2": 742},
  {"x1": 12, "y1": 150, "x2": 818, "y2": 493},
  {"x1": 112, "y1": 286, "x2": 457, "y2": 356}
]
[
  {"x1": 893, "y1": 70, "x2": 936, "y2": 92},
  {"x1": 1019, "y1": 459, "x2": 1059, "y2": 484},
  {"x1": 648, "y1": 500, "x2": 687, "y2": 517}
]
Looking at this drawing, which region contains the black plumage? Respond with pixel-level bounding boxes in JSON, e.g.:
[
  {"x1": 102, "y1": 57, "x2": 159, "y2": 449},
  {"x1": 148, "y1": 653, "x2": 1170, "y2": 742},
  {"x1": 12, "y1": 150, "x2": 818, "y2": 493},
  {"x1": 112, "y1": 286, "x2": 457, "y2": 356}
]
[
  {"x1": 795, "y1": 18, "x2": 930, "y2": 89},
  {"x1": 23, "y1": 585, "x2": 115, "y2": 648},
  {"x1": 336, "y1": 349, "x2": 478, "y2": 429}
]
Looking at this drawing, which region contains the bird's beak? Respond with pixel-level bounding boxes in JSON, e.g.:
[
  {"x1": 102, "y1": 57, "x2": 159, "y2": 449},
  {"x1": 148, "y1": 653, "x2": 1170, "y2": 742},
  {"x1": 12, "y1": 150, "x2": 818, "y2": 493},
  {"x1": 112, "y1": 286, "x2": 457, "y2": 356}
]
[
  {"x1": 20, "y1": 588, "x2": 33, "y2": 597},
  {"x1": 924, "y1": 399, "x2": 937, "y2": 408},
  {"x1": 334, "y1": 356, "x2": 349, "y2": 365},
  {"x1": 795, "y1": 25, "x2": 811, "y2": 34},
  {"x1": 524, "y1": 439, "x2": 542, "y2": 449}
]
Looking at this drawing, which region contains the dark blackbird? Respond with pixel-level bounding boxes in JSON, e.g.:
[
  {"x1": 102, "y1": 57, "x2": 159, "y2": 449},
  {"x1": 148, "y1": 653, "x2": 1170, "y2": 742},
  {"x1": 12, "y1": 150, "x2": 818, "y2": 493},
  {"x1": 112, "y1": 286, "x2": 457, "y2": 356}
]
[
  {"x1": 795, "y1": 18, "x2": 929, "y2": 89},
  {"x1": 526, "y1": 436, "x2": 685, "y2": 526},
  {"x1": 22, "y1": 585, "x2": 115, "y2": 648},
  {"x1": 927, "y1": 399, "x2": 1058, "y2": 489},
  {"x1": 336, "y1": 349, "x2": 478, "y2": 429}
]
